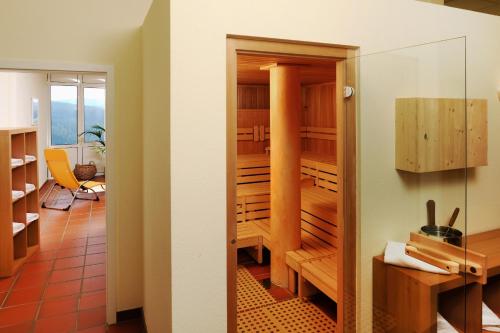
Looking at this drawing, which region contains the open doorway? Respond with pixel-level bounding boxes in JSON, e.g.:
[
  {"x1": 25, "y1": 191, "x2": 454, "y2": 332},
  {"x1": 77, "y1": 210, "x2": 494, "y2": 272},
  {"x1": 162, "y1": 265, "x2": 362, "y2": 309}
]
[
  {"x1": 0, "y1": 64, "x2": 113, "y2": 331},
  {"x1": 227, "y1": 36, "x2": 358, "y2": 333}
]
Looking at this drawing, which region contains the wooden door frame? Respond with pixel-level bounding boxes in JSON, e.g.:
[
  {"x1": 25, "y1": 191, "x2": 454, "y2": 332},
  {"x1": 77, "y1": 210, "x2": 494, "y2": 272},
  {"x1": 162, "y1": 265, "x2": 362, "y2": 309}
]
[{"x1": 226, "y1": 35, "x2": 358, "y2": 333}]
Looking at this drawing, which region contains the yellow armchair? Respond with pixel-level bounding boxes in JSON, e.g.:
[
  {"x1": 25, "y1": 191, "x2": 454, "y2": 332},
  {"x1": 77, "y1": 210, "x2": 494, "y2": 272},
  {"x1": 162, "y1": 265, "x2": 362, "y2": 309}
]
[{"x1": 42, "y1": 148, "x2": 105, "y2": 211}]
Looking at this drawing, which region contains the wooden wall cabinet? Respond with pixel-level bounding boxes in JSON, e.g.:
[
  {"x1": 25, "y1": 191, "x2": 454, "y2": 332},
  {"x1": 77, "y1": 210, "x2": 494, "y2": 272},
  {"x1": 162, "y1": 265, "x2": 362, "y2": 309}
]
[
  {"x1": 395, "y1": 98, "x2": 488, "y2": 173},
  {"x1": 0, "y1": 128, "x2": 40, "y2": 277}
]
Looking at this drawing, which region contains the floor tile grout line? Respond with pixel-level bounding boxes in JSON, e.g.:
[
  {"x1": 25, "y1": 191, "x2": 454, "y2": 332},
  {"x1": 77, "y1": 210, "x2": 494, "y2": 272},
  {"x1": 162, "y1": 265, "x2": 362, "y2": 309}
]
[
  {"x1": 75, "y1": 195, "x2": 95, "y2": 332},
  {"x1": 1, "y1": 273, "x2": 21, "y2": 308},
  {"x1": 0, "y1": 186, "x2": 108, "y2": 332}
]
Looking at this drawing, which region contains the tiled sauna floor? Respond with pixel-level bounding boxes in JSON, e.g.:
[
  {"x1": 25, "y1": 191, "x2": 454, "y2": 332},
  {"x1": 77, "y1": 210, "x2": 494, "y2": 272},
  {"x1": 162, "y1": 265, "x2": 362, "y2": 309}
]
[
  {"x1": 237, "y1": 250, "x2": 337, "y2": 333},
  {"x1": 0, "y1": 181, "x2": 145, "y2": 333}
]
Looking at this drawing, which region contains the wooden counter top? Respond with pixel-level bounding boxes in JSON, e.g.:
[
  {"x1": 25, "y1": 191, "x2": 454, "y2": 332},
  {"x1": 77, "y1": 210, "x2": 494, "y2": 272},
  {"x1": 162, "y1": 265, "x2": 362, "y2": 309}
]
[
  {"x1": 467, "y1": 228, "x2": 500, "y2": 277},
  {"x1": 373, "y1": 228, "x2": 500, "y2": 288}
]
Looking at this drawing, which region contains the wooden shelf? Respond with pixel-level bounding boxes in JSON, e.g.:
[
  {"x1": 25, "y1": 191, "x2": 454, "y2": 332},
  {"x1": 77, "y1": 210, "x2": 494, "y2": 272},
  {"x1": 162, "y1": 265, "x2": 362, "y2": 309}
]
[
  {"x1": 395, "y1": 98, "x2": 488, "y2": 173},
  {"x1": 0, "y1": 127, "x2": 40, "y2": 277}
]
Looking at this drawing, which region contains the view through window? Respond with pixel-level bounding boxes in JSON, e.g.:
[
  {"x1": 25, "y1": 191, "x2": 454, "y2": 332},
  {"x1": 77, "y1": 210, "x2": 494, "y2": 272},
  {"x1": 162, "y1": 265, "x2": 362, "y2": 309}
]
[
  {"x1": 51, "y1": 85, "x2": 78, "y2": 145},
  {"x1": 84, "y1": 87, "x2": 106, "y2": 142},
  {"x1": 50, "y1": 79, "x2": 106, "y2": 146}
]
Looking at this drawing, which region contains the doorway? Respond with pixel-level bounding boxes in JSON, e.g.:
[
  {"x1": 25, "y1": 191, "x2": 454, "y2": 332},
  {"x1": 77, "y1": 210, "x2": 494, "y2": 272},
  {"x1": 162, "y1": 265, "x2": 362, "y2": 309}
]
[
  {"x1": 0, "y1": 60, "x2": 117, "y2": 329},
  {"x1": 227, "y1": 36, "x2": 358, "y2": 333}
]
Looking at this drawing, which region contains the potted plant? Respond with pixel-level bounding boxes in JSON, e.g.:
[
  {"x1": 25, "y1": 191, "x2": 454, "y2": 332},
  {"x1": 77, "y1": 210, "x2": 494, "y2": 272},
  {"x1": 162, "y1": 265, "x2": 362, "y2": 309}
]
[
  {"x1": 80, "y1": 124, "x2": 106, "y2": 156},
  {"x1": 74, "y1": 125, "x2": 106, "y2": 180}
]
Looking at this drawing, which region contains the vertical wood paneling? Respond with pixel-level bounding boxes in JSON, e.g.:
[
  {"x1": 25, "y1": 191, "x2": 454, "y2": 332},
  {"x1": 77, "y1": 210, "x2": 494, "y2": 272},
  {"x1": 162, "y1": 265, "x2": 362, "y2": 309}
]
[
  {"x1": 302, "y1": 82, "x2": 336, "y2": 157},
  {"x1": 237, "y1": 85, "x2": 270, "y2": 109}
]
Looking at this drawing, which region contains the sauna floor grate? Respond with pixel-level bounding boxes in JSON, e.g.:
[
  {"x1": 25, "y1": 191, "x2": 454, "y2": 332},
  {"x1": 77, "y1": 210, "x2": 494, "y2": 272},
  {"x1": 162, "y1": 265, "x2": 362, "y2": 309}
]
[
  {"x1": 238, "y1": 298, "x2": 336, "y2": 333},
  {"x1": 237, "y1": 266, "x2": 276, "y2": 313}
]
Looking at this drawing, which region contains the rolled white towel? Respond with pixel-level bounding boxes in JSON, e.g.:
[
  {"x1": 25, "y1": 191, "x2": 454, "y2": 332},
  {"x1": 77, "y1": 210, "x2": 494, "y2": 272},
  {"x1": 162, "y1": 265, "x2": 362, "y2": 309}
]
[
  {"x1": 12, "y1": 190, "x2": 25, "y2": 202},
  {"x1": 25, "y1": 183, "x2": 36, "y2": 194},
  {"x1": 26, "y1": 213, "x2": 39, "y2": 224},
  {"x1": 25, "y1": 155, "x2": 36, "y2": 163},
  {"x1": 437, "y1": 313, "x2": 458, "y2": 333},
  {"x1": 12, "y1": 222, "x2": 25, "y2": 236},
  {"x1": 384, "y1": 241, "x2": 450, "y2": 274},
  {"x1": 483, "y1": 302, "x2": 500, "y2": 332},
  {"x1": 11, "y1": 158, "x2": 24, "y2": 168}
]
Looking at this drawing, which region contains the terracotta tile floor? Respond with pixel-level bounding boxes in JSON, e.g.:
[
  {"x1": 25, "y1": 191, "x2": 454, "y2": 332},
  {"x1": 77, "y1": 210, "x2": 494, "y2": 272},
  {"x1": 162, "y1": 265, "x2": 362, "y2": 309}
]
[{"x1": 0, "y1": 183, "x2": 145, "y2": 333}]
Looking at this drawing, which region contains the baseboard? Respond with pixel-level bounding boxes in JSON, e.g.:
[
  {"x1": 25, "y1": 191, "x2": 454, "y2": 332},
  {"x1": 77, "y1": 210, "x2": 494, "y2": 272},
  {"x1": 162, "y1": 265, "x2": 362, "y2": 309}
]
[{"x1": 116, "y1": 307, "x2": 148, "y2": 332}]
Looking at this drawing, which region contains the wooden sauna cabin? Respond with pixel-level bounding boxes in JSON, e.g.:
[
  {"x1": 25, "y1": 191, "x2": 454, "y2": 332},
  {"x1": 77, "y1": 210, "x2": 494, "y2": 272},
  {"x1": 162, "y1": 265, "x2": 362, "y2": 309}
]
[{"x1": 235, "y1": 53, "x2": 341, "y2": 306}]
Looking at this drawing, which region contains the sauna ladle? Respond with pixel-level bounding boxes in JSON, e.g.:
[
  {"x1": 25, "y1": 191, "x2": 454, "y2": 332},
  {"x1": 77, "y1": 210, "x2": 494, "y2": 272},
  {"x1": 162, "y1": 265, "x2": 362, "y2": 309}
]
[
  {"x1": 443, "y1": 208, "x2": 460, "y2": 237},
  {"x1": 427, "y1": 200, "x2": 435, "y2": 226},
  {"x1": 448, "y1": 208, "x2": 460, "y2": 228}
]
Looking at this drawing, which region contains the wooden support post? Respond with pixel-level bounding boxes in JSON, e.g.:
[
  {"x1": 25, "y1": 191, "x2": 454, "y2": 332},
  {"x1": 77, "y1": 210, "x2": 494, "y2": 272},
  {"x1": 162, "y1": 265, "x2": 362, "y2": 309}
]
[{"x1": 267, "y1": 64, "x2": 302, "y2": 287}]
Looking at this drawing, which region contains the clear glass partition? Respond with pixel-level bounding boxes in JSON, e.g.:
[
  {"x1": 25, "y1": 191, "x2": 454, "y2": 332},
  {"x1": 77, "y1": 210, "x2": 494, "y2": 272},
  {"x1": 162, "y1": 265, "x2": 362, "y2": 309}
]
[{"x1": 346, "y1": 37, "x2": 474, "y2": 332}]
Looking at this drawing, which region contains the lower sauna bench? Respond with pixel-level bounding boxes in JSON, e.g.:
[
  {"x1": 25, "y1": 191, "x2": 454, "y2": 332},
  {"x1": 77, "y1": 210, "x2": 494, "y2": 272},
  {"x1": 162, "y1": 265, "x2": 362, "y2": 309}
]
[
  {"x1": 286, "y1": 185, "x2": 338, "y2": 297},
  {"x1": 295, "y1": 254, "x2": 338, "y2": 301},
  {"x1": 236, "y1": 222, "x2": 263, "y2": 264}
]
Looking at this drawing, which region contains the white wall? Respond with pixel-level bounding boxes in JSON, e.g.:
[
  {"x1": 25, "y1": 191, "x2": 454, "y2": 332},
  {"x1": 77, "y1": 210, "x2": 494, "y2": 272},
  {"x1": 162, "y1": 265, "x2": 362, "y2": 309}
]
[
  {"x1": 0, "y1": 72, "x2": 16, "y2": 126},
  {"x1": 142, "y1": 0, "x2": 171, "y2": 331},
  {"x1": 0, "y1": 0, "x2": 152, "y2": 316},
  {"x1": 0, "y1": 71, "x2": 50, "y2": 185},
  {"x1": 170, "y1": 0, "x2": 500, "y2": 331}
]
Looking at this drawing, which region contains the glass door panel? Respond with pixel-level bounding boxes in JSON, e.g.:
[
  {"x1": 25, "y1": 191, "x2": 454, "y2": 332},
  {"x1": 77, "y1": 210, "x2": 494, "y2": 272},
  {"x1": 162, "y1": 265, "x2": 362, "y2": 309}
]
[
  {"x1": 345, "y1": 37, "x2": 471, "y2": 332},
  {"x1": 49, "y1": 75, "x2": 106, "y2": 176}
]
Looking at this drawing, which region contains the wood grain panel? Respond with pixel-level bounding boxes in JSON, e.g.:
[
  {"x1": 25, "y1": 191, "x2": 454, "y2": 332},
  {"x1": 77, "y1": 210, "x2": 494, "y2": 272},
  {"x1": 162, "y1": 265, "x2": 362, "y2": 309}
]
[
  {"x1": 238, "y1": 53, "x2": 337, "y2": 85},
  {"x1": 237, "y1": 85, "x2": 269, "y2": 109},
  {"x1": 395, "y1": 98, "x2": 488, "y2": 173},
  {"x1": 302, "y1": 82, "x2": 337, "y2": 157}
]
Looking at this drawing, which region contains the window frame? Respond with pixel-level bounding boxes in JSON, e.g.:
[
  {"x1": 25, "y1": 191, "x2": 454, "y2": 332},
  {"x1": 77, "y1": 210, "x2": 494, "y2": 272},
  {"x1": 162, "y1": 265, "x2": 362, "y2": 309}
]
[
  {"x1": 82, "y1": 84, "x2": 106, "y2": 144},
  {"x1": 49, "y1": 74, "x2": 106, "y2": 147}
]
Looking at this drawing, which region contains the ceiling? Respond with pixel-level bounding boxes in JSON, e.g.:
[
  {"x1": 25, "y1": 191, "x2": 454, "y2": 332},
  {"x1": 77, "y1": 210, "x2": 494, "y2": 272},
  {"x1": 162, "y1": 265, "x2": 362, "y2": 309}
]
[
  {"x1": 444, "y1": 0, "x2": 500, "y2": 15},
  {"x1": 237, "y1": 53, "x2": 338, "y2": 85}
]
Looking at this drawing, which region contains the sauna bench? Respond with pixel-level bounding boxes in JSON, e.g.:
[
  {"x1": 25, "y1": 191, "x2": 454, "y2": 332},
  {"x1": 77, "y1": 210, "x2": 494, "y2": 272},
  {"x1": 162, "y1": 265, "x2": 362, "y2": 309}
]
[
  {"x1": 236, "y1": 153, "x2": 338, "y2": 301},
  {"x1": 372, "y1": 228, "x2": 500, "y2": 333},
  {"x1": 236, "y1": 184, "x2": 338, "y2": 302},
  {"x1": 236, "y1": 222, "x2": 263, "y2": 264}
]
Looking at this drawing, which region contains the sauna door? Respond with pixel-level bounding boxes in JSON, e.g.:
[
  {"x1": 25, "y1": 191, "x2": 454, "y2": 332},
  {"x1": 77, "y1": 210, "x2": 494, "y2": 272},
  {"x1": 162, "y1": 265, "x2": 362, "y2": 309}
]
[{"x1": 345, "y1": 38, "x2": 474, "y2": 332}]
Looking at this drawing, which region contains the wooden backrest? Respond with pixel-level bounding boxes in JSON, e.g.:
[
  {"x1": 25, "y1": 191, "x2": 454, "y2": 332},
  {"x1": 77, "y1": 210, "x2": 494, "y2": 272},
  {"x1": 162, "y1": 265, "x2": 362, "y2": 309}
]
[
  {"x1": 237, "y1": 155, "x2": 270, "y2": 185},
  {"x1": 300, "y1": 158, "x2": 338, "y2": 192},
  {"x1": 301, "y1": 187, "x2": 338, "y2": 248},
  {"x1": 237, "y1": 154, "x2": 338, "y2": 191},
  {"x1": 236, "y1": 155, "x2": 338, "y2": 238},
  {"x1": 237, "y1": 185, "x2": 270, "y2": 223}
]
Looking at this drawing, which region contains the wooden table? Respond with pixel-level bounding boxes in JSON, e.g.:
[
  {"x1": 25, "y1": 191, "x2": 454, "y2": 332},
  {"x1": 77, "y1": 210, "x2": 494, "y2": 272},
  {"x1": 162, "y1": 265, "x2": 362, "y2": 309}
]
[{"x1": 373, "y1": 229, "x2": 500, "y2": 333}]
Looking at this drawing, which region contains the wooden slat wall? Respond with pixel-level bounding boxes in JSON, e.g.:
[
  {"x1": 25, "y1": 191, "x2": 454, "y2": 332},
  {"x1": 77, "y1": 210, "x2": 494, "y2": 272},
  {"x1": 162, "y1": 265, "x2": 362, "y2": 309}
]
[
  {"x1": 237, "y1": 83, "x2": 338, "y2": 156},
  {"x1": 302, "y1": 82, "x2": 337, "y2": 156},
  {"x1": 237, "y1": 85, "x2": 270, "y2": 154}
]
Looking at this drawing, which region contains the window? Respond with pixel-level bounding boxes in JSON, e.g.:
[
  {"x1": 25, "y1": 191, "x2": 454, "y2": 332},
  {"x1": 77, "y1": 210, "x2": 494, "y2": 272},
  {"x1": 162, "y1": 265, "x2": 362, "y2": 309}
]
[
  {"x1": 49, "y1": 74, "x2": 106, "y2": 147},
  {"x1": 84, "y1": 87, "x2": 106, "y2": 142},
  {"x1": 50, "y1": 85, "x2": 78, "y2": 145}
]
